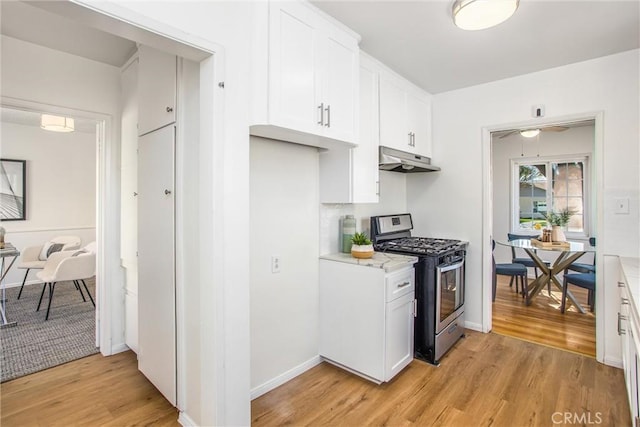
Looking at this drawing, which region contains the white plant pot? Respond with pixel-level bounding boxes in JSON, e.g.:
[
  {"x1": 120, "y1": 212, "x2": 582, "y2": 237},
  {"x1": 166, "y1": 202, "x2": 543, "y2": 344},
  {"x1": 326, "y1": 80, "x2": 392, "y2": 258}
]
[
  {"x1": 351, "y1": 244, "x2": 374, "y2": 259},
  {"x1": 551, "y1": 225, "x2": 566, "y2": 242}
]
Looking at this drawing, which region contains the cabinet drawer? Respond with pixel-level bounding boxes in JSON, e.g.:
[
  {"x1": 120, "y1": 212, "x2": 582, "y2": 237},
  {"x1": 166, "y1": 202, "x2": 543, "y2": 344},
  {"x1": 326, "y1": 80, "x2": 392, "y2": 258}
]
[{"x1": 386, "y1": 268, "x2": 415, "y2": 302}]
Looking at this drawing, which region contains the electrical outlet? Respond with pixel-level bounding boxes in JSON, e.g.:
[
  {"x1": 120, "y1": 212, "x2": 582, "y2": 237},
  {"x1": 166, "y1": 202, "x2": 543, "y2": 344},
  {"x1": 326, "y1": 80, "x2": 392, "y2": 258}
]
[{"x1": 271, "y1": 255, "x2": 281, "y2": 273}]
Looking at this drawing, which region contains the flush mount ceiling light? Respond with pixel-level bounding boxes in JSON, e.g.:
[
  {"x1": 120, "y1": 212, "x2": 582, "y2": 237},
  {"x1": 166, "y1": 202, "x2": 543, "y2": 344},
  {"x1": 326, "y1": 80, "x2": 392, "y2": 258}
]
[
  {"x1": 453, "y1": 0, "x2": 519, "y2": 31},
  {"x1": 520, "y1": 129, "x2": 541, "y2": 138},
  {"x1": 40, "y1": 114, "x2": 75, "y2": 132}
]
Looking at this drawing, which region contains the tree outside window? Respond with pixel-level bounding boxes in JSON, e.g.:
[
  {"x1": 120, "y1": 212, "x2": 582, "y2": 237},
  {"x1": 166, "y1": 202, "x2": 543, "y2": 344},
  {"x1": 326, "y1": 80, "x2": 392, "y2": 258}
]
[{"x1": 514, "y1": 157, "x2": 588, "y2": 236}]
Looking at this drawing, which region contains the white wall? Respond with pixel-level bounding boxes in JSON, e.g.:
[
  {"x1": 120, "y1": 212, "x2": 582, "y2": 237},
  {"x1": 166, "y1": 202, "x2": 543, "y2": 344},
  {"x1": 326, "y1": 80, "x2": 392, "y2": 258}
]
[
  {"x1": 0, "y1": 121, "x2": 97, "y2": 285},
  {"x1": 407, "y1": 49, "x2": 640, "y2": 361},
  {"x1": 492, "y1": 125, "x2": 595, "y2": 265},
  {"x1": 249, "y1": 137, "x2": 320, "y2": 396}
]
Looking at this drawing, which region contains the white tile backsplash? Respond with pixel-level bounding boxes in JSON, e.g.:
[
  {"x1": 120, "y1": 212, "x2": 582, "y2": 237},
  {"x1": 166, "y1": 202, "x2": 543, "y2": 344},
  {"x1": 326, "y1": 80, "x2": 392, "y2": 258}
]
[
  {"x1": 319, "y1": 171, "x2": 408, "y2": 255},
  {"x1": 319, "y1": 204, "x2": 354, "y2": 255}
]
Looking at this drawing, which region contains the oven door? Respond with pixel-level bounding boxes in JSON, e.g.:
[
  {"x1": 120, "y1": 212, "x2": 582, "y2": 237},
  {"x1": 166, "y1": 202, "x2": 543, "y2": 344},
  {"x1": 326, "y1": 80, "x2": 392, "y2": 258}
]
[{"x1": 435, "y1": 257, "x2": 465, "y2": 334}]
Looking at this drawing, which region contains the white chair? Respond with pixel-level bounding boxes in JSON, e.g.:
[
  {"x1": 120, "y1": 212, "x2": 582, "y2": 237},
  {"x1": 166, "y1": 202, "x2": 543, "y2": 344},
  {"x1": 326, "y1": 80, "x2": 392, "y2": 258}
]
[
  {"x1": 35, "y1": 242, "x2": 96, "y2": 321},
  {"x1": 16, "y1": 236, "x2": 82, "y2": 300}
]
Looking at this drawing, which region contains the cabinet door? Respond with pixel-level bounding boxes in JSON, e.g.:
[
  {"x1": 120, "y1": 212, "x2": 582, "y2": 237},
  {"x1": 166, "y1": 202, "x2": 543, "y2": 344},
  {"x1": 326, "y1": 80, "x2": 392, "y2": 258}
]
[
  {"x1": 138, "y1": 125, "x2": 176, "y2": 405},
  {"x1": 138, "y1": 45, "x2": 177, "y2": 136},
  {"x1": 379, "y1": 75, "x2": 410, "y2": 152},
  {"x1": 385, "y1": 292, "x2": 415, "y2": 381},
  {"x1": 322, "y1": 30, "x2": 358, "y2": 143},
  {"x1": 406, "y1": 90, "x2": 432, "y2": 157},
  {"x1": 352, "y1": 56, "x2": 379, "y2": 203},
  {"x1": 268, "y1": 1, "x2": 320, "y2": 135}
]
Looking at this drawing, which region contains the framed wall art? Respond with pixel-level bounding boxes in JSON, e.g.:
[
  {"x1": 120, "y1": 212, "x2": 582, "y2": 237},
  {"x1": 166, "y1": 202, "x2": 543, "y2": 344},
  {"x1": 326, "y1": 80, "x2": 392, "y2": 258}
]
[{"x1": 0, "y1": 159, "x2": 26, "y2": 221}]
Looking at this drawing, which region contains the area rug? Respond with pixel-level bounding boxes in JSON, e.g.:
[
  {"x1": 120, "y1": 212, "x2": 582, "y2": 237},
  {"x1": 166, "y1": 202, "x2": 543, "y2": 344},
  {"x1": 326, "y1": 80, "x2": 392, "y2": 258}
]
[{"x1": 0, "y1": 278, "x2": 98, "y2": 382}]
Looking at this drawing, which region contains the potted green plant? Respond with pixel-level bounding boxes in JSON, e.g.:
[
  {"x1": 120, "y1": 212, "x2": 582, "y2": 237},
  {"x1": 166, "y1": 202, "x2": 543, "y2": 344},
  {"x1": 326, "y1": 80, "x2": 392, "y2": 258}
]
[
  {"x1": 545, "y1": 208, "x2": 574, "y2": 242},
  {"x1": 351, "y1": 232, "x2": 374, "y2": 259}
]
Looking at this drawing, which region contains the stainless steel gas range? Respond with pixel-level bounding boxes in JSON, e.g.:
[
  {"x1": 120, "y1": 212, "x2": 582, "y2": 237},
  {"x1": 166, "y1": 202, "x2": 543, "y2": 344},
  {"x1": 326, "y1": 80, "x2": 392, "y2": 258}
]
[{"x1": 371, "y1": 213, "x2": 467, "y2": 365}]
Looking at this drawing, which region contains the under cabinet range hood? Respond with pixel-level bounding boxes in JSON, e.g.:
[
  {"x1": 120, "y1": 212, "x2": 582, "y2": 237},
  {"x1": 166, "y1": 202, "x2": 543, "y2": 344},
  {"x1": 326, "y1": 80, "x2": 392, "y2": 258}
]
[{"x1": 379, "y1": 146, "x2": 441, "y2": 173}]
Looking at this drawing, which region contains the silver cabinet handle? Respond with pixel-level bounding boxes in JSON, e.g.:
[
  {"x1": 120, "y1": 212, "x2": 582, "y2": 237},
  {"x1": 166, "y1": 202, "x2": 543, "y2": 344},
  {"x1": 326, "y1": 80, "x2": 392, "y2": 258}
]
[
  {"x1": 397, "y1": 281, "x2": 411, "y2": 288},
  {"x1": 376, "y1": 181, "x2": 380, "y2": 196},
  {"x1": 164, "y1": 189, "x2": 172, "y2": 195},
  {"x1": 317, "y1": 103, "x2": 324, "y2": 125},
  {"x1": 622, "y1": 298, "x2": 630, "y2": 305},
  {"x1": 619, "y1": 281, "x2": 626, "y2": 288},
  {"x1": 412, "y1": 133, "x2": 416, "y2": 147},
  {"x1": 414, "y1": 299, "x2": 417, "y2": 318},
  {"x1": 618, "y1": 312, "x2": 628, "y2": 335},
  {"x1": 408, "y1": 132, "x2": 412, "y2": 146},
  {"x1": 166, "y1": 106, "x2": 173, "y2": 113},
  {"x1": 325, "y1": 105, "x2": 331, "y2": 127}
]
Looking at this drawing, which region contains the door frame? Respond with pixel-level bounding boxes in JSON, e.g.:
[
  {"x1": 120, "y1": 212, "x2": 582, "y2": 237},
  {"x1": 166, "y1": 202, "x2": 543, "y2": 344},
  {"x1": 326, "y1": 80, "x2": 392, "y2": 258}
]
[
  {"x1": 481, "y1": 111, "x2": 605, "y2": 362},
  {"x1": 29, "y1": 1, "x2": 233, "y2": 423}
]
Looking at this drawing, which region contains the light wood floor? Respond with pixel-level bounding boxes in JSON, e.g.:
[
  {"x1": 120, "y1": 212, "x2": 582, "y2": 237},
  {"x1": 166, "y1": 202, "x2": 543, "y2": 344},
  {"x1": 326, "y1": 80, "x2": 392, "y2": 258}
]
[
  {"x1": 252, "y1": 330, "x2": 629, "y2": 426},
  {"x1": 1, "y1": 331, "x2": 625, "y2": 427},
  {"x1": 492, "y1": 275, "x2": 596, "y2": 357},
  {"x1": 0, "y1": 351, "x2": 179, "y2": 427}
]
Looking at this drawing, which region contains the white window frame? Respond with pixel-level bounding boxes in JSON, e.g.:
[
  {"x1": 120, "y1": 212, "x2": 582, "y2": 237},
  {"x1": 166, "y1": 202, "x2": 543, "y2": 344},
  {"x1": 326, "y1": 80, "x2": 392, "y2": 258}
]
[{"x1": 511, "y1": 154, "x2": 591, "y2": 239}]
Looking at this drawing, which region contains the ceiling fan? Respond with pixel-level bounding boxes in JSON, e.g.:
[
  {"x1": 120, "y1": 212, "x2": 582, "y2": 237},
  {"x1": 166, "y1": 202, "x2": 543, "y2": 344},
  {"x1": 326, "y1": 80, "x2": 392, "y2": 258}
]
[{"x1": 498, "y1": 125, "x2": 569, "y2": 139}]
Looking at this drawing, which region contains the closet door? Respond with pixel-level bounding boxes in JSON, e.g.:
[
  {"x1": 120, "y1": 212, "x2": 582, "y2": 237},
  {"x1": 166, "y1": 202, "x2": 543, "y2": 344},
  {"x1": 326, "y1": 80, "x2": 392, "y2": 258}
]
[{"x1": 137, "y1": 124, "x2": 176, "y2": 405}]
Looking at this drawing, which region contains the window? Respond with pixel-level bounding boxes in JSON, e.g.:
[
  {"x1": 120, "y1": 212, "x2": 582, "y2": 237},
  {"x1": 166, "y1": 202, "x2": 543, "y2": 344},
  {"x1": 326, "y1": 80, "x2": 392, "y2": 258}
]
[{"x1": 512, "y1": 156, "x2": 589, "y2": 237}]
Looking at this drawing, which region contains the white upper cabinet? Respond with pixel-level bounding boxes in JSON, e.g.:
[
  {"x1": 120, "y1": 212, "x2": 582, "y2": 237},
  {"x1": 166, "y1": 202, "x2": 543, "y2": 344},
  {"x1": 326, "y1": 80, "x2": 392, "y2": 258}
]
[
  {"x1": 320, "y1": 51, "x2": 380, "y2": 203},
  {"x1": 406, "y1": 90, "x2": 431, "y2": 158},
  {"x1": 138, "y1": 45, "x2": 177, "y2": 136},
  {"x1": 251, "y1": 1, "x2": 360, "y2": 149},
  {"x1": 379, "y1": 69, "x2": 432, "y2": 157}
]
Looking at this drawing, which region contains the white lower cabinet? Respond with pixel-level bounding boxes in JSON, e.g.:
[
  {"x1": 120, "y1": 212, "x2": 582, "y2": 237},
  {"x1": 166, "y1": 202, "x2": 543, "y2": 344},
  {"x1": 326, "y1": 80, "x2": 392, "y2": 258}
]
[
  {"x1": 619, "y1": 260, "x2": 640, "y2": 426},
  {"x1": 319, "y1": 259, "x2": 415, "y2": 383}
]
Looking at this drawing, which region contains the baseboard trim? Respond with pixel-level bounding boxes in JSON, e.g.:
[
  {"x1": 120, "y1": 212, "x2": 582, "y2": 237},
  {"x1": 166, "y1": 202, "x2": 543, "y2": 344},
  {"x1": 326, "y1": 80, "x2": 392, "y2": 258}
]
[
  {"x1": 604, "y1": 356, "x2": 623, "y2": 369},
  {"x1": 250, "y1": 355, "x2": 322, "y2": 400},
  {"x1": 178, "y1": 411, "x2": 198, "y2": 427},
  {"x1": 110, "y1": 343, "x2": 130, "y2": 354},
  {"x1": 464, "y1": 321, "x2": 483, "y2": 332}
]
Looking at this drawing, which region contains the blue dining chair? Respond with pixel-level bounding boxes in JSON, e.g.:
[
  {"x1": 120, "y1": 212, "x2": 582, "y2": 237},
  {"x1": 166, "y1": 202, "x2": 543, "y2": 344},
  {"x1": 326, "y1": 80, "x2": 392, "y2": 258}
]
[
  {"x1": 508, "y1": 232, "x2": 552, "y2": 293},
  {"x1": 565, "y1": 237, "x2": 596, "y2": 274},
  {"x1": 492, "y1": 240, "x2": 528, "y2": 301},
  {"x1": 561, "y1": 272, "x2": 595, "y2": 313}
]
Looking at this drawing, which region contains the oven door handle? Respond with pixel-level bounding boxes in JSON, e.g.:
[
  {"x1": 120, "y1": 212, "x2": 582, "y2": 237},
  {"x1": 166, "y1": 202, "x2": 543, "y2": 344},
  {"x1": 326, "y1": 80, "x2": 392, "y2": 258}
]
[{"x1": 437, "y1": 260, "x2": 464, "y2": 273}]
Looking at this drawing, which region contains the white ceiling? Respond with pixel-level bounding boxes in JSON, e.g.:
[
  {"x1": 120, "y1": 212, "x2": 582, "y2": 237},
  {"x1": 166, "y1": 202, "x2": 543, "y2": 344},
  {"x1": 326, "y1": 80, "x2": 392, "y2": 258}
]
[
  {"x1": 0, "y1": 1, "x2": 137, "y2": 67},
  {"x1": 312, "y1": 0, "x2": 640, "y2": 93},
  {"x1": 1, "y1": 1, "x2": 638, "y2": 94}
]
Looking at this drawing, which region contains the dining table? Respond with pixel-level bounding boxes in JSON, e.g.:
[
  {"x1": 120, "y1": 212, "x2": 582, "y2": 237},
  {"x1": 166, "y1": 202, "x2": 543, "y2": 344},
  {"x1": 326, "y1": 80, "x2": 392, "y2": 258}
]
[
  {"x1": 0, "y1": 243, "x2": 20, "y2": 328},
  {"x1": 496, "y1": 238, "x2": 596, "y2": 313}
]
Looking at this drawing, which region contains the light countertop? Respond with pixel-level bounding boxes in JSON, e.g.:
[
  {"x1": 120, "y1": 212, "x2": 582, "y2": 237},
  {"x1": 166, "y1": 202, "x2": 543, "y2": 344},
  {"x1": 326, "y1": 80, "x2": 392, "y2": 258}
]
[
  {"x1": 320, "y1": 252, "x2": 418, "y2": 273},
  {"x1": 621, "y1": 257, "x2": 640, "y2": 310}
]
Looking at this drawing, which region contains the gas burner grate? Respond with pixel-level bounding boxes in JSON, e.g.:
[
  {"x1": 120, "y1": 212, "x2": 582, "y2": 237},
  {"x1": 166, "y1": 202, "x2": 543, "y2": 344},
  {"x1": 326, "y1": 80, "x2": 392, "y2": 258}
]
[{"x1": 375, "y1": 237, "x2": 464, "y2": 256}]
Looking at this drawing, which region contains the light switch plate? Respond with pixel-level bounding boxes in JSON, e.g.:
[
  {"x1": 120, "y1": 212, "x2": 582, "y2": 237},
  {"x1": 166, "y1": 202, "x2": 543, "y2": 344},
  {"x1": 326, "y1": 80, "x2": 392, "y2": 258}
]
[{"x1": 614, "y1": 198, "x2": 629, "y2": 214}]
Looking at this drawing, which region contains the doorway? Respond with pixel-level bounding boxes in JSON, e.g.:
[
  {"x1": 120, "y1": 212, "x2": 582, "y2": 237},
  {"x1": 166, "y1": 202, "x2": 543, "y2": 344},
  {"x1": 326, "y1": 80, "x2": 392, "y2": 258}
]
[
  {"x1": 0, "y1": 0, "x2": 221, "y2": 416},
  {"x1": 0, "y1": 103, "x2": 101, "y2": 381},
  {"x1": 483, "y1": 115, "x2": 604, "y2": 360}
]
